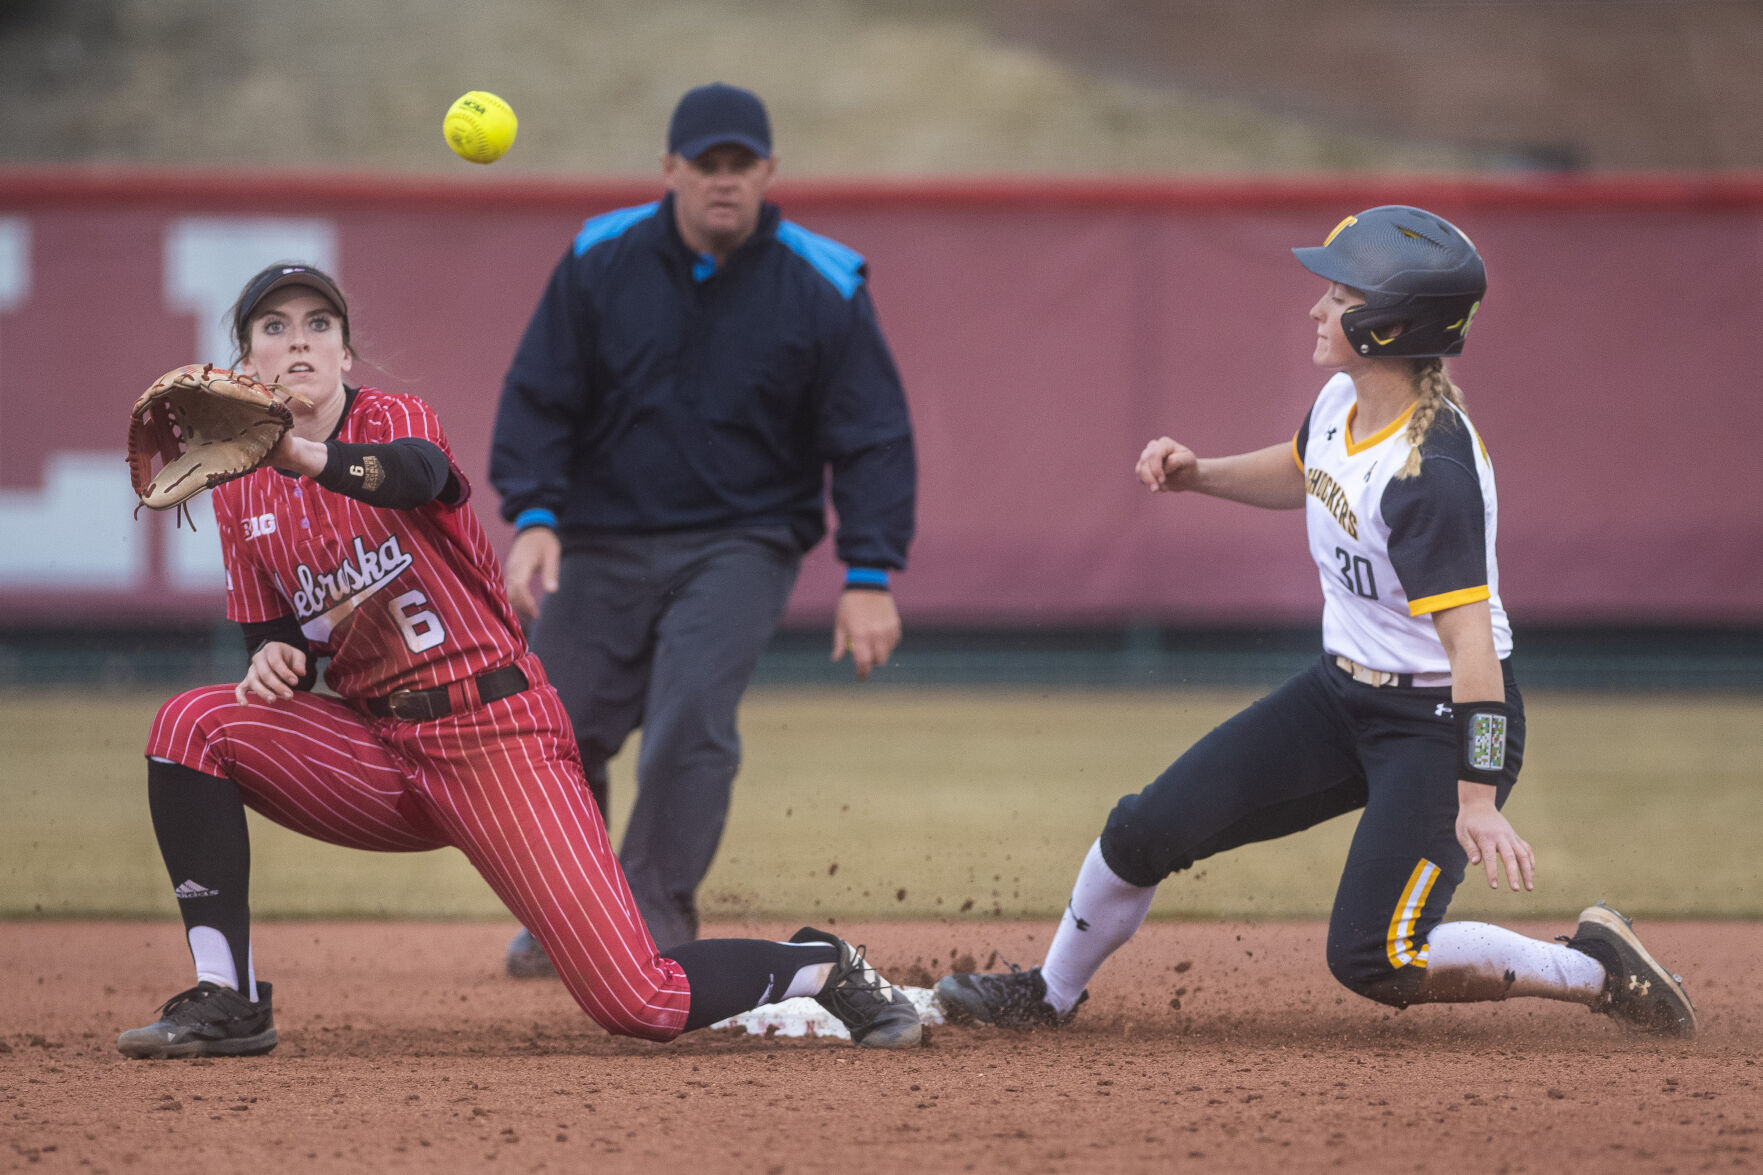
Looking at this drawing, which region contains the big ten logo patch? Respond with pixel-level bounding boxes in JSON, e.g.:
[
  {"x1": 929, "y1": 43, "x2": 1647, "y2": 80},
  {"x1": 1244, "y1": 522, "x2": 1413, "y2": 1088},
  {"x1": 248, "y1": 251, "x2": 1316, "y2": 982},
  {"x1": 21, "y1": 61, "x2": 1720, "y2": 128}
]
[{"x1": 243, "y1": 513, "x2": 277, "y2": 539}]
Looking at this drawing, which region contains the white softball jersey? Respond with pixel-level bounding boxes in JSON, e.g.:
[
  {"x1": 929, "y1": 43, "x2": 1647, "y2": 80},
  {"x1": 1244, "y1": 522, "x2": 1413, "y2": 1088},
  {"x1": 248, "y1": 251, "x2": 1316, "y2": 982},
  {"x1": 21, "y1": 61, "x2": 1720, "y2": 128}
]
[{"x1": 1292, "y1": 372, "x2": 1512, "y2": 677}]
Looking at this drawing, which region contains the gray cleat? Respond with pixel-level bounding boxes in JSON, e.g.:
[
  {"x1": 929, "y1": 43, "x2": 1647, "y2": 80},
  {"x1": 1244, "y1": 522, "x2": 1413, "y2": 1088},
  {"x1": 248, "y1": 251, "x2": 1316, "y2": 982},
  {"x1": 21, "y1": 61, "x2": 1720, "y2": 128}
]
[
  {"x1": 505, "y1": 927, "x2": 557, "y2": 979},
  {"x1": 117, "y1": 981, "x2": 277, "y2": 1059},
  {"x1": 934, "y1": 964, "x2": 1087, "y2": 1029},
  {"x1": 789, "y1": 927, "x2": 922, "y2": 1049}
]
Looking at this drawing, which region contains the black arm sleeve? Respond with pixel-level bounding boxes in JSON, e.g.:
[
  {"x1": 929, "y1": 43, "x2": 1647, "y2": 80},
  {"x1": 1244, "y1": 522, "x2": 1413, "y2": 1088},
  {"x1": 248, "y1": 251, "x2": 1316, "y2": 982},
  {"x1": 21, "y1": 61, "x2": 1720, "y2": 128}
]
[
  {"x1": 314, "y1": 437, "x2": 460, "y2": 509},
  {"x1": 238, "y1": 616, "x2": 317, "y2": 692}
]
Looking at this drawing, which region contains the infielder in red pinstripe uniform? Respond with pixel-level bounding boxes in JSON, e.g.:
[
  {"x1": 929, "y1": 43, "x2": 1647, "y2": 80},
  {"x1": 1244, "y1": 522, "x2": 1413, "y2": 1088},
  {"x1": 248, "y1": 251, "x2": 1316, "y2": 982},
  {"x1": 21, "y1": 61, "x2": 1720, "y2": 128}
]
[{"x1": 118, "y1": 263, "x2": 921, "y2": 1058}]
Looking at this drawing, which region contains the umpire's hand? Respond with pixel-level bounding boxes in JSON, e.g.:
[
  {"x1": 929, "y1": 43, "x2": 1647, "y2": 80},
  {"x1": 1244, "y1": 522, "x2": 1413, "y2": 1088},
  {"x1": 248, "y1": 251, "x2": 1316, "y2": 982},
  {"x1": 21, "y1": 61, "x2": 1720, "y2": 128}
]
[
  {"x1": 504, "y1": 527, "x2": 561, "y2": 621},
  {"x1": 833, "y1": 590, "x2": 901, "y2": 682}
]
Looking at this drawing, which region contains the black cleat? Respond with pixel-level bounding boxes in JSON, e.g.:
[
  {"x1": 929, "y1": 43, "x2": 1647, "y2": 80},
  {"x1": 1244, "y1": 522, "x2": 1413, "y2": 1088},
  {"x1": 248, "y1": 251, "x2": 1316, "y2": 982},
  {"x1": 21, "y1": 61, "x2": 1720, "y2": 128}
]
[
  {"x1": 1563, "y1": 903, "x2": 1697, "y2": 1038},
  {"x1": 789, "y1": 927, "x2": 922, "y2": 1049},
  {"x1": 117, "y1": 981, "x2": 277, "y2": 1059},
  {"x1": 505, "y1": 927, "x2": 557, "y2": 979},
  {"x1": 934, "y1": 964, "x2": 1087, "y2": 1029}
]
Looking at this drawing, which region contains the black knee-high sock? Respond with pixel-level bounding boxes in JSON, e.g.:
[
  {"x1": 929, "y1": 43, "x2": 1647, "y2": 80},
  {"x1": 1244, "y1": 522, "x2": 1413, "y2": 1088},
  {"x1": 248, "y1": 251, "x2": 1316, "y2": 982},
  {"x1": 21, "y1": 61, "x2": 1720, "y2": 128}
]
[
  {"x1": 147, "y1": 759, "x2": 253, "y2": 995},
  {"x1": 668, "y1": 939, "x2": 838, "y2": 1033}
]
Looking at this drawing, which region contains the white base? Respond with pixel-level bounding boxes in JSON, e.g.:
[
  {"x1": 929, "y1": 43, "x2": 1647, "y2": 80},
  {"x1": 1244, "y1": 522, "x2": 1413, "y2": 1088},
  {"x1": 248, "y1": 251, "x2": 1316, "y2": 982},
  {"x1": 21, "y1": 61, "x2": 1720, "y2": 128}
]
[{"x1": 710, "y1": 986, "x2": 944, "y2": 1039}]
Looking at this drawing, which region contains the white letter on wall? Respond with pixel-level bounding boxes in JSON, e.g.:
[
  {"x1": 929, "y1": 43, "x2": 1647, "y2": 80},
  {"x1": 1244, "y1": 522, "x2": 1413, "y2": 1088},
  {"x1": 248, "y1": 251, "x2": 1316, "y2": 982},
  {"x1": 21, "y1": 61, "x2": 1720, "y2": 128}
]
[{"x1": 0, "y1": 220, "x2": 146, "y2": 587}]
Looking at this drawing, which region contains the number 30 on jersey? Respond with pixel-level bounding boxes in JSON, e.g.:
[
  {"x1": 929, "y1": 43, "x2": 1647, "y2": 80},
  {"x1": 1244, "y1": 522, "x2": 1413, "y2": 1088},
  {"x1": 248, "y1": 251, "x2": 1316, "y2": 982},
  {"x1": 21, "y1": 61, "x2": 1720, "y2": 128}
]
[{"x1": 1334, "y1": 547, "x2": 1378, "y2": 600}]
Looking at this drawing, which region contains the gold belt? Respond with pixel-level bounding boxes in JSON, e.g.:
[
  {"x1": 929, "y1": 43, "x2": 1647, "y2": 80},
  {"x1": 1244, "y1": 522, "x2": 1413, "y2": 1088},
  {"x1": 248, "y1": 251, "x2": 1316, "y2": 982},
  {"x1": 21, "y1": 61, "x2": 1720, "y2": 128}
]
[{"x1": 1333, "y1": 655, "x2": 1452, "y2": 689}]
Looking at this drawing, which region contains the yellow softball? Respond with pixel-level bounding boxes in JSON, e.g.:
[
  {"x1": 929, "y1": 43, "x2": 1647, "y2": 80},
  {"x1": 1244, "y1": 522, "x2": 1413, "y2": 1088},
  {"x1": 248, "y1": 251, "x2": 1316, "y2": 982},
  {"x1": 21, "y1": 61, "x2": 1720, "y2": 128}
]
[{"x1": 443, "y1": 91, "x2": 518, "y2": 164}]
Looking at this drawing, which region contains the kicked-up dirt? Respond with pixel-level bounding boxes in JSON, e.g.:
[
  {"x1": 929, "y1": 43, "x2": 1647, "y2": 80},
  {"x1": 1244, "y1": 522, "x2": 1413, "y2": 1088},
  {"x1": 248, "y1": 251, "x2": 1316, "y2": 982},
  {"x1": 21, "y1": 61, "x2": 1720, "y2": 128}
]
[{"x1": 2, "y1": 918, "x2": 1757, "y2": 1173}]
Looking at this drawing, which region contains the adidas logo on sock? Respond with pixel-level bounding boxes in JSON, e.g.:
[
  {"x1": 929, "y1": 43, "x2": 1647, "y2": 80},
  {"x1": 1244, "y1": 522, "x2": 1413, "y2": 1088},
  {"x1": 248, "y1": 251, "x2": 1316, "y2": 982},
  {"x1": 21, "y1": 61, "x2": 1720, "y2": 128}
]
[{"x1": 174, "y1": 879, "x2": 219, "y2": 898}]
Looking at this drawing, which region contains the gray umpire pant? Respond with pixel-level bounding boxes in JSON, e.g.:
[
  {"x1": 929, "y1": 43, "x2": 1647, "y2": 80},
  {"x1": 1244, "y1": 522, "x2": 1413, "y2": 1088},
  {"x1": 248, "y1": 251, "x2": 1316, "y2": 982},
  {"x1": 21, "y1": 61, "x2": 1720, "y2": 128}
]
[{"x1": 529, "y1": 525, "x2": 801, "y2": 951}]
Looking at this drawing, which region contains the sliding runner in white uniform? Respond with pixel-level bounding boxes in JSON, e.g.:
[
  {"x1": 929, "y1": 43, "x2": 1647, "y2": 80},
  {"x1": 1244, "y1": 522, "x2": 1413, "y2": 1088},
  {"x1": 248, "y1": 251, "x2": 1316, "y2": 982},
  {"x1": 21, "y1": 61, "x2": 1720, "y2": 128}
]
[{"x1": 934, "y1": 205, "x2": 1696, "y2": 1038}]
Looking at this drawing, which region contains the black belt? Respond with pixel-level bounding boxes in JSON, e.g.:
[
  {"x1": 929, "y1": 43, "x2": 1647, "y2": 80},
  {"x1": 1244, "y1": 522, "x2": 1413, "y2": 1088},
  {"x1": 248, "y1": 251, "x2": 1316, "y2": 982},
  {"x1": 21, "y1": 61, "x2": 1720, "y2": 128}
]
[{"x1": 365, "y1": 664, "x2": 529, "y2": 722}]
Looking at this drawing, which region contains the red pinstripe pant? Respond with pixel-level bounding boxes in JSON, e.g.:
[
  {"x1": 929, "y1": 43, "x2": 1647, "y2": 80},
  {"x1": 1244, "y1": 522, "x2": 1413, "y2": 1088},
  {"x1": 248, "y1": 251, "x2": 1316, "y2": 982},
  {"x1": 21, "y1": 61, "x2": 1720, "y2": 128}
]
[{"x1": 144, "y1": 652, "x2": 691, "y2": 1041}]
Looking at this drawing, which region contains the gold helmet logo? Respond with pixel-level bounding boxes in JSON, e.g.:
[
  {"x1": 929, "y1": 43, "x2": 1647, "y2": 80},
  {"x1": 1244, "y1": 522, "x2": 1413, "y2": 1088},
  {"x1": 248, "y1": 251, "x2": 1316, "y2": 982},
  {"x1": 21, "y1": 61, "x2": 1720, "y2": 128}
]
[{"x1": 1322, "y1": 215, "x2": 1358, "y2": 247}]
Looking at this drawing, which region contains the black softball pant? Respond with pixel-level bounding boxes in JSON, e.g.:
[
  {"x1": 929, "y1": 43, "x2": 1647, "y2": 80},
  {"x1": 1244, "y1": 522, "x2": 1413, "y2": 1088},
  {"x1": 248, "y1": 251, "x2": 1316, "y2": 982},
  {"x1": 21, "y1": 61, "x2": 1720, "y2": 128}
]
[{"x1": 1099, "y1": 654, "x2": 1524, "y2": 1005}]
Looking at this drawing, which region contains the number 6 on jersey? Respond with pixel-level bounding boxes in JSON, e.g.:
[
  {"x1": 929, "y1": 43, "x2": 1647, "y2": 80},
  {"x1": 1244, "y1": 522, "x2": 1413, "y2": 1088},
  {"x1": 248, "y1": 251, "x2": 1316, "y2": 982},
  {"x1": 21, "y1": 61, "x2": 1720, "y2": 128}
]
[{"x1": 390, "y1": 590, "x2": 446, "y2": 653}]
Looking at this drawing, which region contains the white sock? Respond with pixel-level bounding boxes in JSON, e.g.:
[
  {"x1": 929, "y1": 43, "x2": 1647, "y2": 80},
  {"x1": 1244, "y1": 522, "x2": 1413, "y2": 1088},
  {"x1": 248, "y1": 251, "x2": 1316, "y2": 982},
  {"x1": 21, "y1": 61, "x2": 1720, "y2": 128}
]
[
  {"x1": 775, "y1": 941, "x2": 839, "y2": 1002},
  {"x1": 1423, "y1": 920, "x2": 1606, "y2": 1003},
  {"x1": 187, "y1": 926, "x2": 258, "y2": 1003},
  {"x1": 189, "y1": 925, "x2": 236, "y2": 990},
  {"x1": 1039, "y1": 840, "x2": 1157, "y2": 1015}
]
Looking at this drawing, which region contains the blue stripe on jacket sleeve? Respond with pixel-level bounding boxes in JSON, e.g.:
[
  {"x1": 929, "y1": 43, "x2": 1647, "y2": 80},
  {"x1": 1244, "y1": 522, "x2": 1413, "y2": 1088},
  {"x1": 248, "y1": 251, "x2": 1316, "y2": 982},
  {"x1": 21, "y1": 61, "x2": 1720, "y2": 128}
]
[
  {"x1": 776, "y1": 220, "x2": 866, "y2": 300},
  {"x1": 574, "y1": 202, "x2": 661, "y2": 256}
]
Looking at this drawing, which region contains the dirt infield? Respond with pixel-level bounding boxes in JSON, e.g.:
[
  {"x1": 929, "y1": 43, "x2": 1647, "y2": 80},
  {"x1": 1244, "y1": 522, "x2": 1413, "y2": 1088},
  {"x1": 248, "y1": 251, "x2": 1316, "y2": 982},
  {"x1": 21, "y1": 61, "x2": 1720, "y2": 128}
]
[{"x1": 4, "y1": 919, "x2": 1757, "y2": 1173}]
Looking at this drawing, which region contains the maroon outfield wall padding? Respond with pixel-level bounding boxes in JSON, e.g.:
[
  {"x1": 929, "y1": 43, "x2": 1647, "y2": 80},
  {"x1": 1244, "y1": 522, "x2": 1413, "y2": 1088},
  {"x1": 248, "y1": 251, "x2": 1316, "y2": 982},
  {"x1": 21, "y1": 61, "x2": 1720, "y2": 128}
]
[{"x1": 1, "y1": 171, "x2": 1759, "y2": 624}]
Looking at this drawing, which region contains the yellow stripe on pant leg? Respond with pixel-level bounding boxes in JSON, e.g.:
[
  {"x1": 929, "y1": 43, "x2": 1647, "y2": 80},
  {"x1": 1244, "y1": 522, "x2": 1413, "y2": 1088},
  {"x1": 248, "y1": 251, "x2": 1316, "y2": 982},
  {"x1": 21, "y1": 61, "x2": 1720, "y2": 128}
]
[{"x1": 1385, "y1": 859, "x2": 1441, "y2": 969}]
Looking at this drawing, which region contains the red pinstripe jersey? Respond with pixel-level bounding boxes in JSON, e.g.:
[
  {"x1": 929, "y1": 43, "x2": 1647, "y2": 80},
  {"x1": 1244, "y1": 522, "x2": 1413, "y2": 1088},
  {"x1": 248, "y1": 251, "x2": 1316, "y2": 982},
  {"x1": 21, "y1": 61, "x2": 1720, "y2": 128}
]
[{"x1": 213, "y1": 386, "x2": 525, "y2": 700}]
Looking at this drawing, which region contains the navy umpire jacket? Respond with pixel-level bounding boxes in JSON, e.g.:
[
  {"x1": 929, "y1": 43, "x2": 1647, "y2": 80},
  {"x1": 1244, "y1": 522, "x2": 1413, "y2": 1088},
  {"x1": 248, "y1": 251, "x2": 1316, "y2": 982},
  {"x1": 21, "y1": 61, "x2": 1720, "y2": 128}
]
[{"x1": 490, "y1": 192, "x2": 916, "y2": 571}]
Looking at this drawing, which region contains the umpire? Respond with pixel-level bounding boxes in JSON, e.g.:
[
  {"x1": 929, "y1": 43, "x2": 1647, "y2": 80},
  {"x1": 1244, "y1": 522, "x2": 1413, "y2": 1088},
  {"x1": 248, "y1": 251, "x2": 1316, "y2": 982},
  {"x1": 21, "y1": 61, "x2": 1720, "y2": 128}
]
[{"x1": 490, "y1": 82, "x2": 917, "y2": 966}]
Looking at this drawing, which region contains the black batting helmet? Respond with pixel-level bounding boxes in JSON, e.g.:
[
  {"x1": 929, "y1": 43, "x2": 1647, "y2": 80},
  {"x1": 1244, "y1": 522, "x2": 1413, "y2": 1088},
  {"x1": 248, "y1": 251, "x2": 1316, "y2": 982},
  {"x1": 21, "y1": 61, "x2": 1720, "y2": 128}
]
[{"x1": 1292, "y1": 205, "x2": 1486, "y2": 358}]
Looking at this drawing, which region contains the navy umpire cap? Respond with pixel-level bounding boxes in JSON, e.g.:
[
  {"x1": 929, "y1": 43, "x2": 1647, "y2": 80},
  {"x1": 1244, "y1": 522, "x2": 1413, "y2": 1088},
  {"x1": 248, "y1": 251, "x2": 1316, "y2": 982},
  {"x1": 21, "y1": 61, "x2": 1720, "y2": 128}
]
[
  {"x1": 668, "y1": 83, "x2": 772, "y2": 160},
  {"x1": 1293, "y1": 205, "x2": 1486, "y2": 358}
]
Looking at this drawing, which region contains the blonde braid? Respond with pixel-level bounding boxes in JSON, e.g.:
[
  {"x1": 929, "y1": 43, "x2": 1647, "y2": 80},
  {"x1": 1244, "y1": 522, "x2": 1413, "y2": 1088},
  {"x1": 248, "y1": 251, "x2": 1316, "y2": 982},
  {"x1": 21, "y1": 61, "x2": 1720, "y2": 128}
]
[{"x1": 1393, "y1": 358, "x2": 1465, "y2": 479}]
